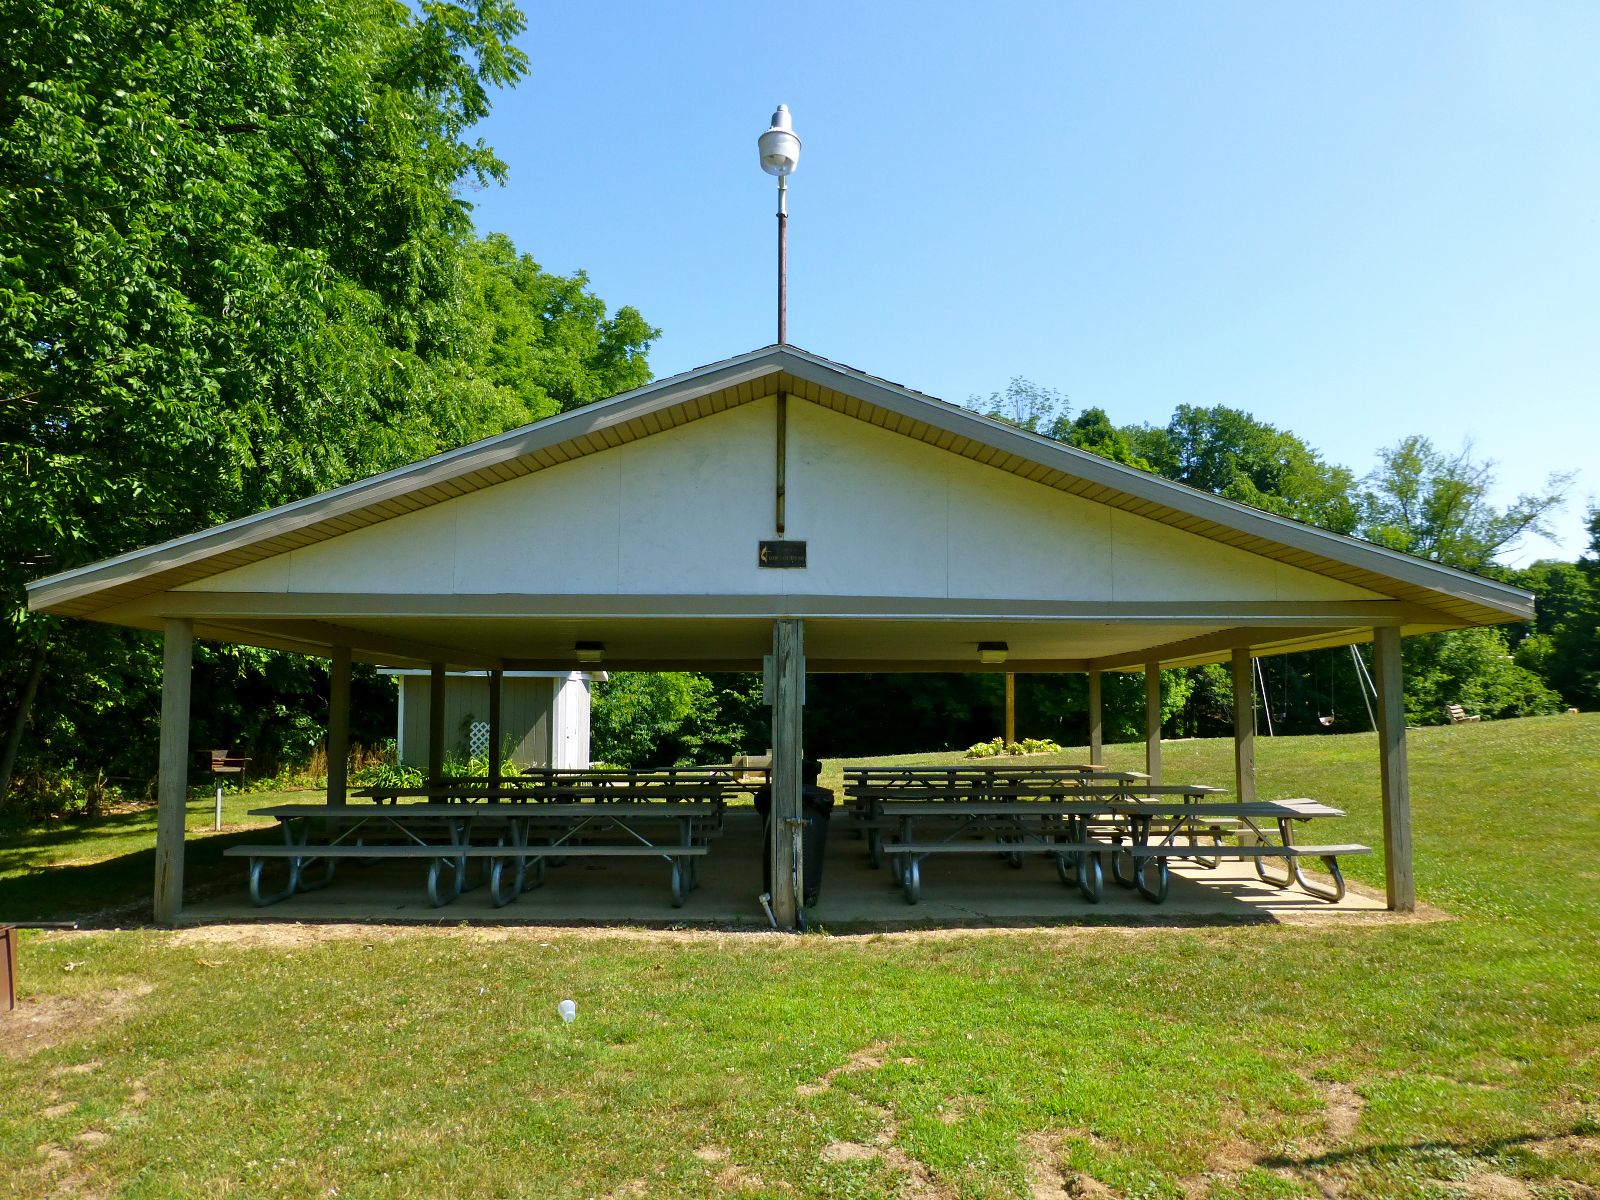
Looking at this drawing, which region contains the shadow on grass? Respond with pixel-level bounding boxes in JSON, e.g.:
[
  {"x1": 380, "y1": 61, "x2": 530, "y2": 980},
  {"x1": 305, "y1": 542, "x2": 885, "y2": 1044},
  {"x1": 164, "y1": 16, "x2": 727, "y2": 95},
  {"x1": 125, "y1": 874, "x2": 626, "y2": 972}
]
[
  {"x1": 0, "y1": 805, "x2": 167, "y2": 864},
  {"x1": 1261, "y1": 1119, "x2": 1600, "y2": 1173},
  {"x1": 0, "y1": 828, "x2": 258, "y2": 925}
]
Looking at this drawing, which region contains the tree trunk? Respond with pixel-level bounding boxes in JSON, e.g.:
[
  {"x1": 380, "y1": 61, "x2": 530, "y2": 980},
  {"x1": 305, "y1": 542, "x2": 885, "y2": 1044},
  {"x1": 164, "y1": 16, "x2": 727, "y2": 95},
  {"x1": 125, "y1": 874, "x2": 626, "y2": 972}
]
[{"x1": 0, "y1": 641, "x2": 49, "y2": 801}]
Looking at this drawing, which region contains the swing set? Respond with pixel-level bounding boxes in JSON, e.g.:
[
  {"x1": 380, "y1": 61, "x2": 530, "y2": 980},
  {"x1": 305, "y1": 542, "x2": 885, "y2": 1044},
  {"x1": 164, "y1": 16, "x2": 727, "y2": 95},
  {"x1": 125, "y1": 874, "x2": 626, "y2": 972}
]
[{"x1": 1252, "y1": 645, "x2": 1377, "y2": 735}]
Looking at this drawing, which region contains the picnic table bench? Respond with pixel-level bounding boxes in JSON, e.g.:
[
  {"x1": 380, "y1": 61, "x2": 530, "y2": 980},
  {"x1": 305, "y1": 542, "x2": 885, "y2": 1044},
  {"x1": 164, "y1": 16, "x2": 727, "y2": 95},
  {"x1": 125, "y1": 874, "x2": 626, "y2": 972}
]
[
  {"x1": 227, "y1": 799, "x2": 721, "y2": 909},
  {"x1": 355, "y1": 778, "x2": 738, "y2": 804},
  {"x1": 875, "y1": 794, "x2": 1367, "y2": 905},
  {"x1": 848, "y1": 779, "x2": 1223, "y2": 868}
]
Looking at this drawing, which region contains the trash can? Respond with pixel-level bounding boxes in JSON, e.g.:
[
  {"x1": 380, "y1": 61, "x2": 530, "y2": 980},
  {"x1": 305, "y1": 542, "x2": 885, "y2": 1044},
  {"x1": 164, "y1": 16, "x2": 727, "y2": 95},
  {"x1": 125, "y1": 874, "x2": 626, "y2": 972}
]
[{"x1": 754, "y1": 760, "x2": 835, "y2": 907}]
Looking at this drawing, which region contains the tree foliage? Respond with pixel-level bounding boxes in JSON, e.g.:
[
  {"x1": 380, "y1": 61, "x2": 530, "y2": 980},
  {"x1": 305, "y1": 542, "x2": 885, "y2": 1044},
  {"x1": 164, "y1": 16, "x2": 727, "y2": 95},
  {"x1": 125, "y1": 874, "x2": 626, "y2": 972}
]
[
  {"x1": 1361, "y1": 436, "x2": 1571, "y2": 572},
  {"x1": 1511, "y1": 508, "x2": 1600, "y2": 710},
  {"x1": 968, "y1": 378, "x2": 1069, "y2": 434},
  {"x1": 591, "y1": 673, "x2": 765, "y2": 768},
  {"x1": 0, "y1": 0, "x2": 661, "y2": 807},
  {"x1": 1128, "y1": 405, "x2": 1361, "y2": 534}
]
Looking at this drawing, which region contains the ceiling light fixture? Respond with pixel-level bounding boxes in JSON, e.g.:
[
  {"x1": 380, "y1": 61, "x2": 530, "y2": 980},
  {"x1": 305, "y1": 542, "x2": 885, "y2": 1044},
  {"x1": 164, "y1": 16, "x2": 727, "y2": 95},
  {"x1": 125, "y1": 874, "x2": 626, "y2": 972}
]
[{"x1": 977, "y1": 642, "x2": 1009, "y2": 665}]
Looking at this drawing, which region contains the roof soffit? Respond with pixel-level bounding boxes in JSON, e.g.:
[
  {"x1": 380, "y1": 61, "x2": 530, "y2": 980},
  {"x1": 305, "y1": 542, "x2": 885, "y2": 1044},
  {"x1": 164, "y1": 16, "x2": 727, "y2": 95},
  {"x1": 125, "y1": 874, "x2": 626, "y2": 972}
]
[{"x1": 28, "y1": 344, "x2": 1533, "y2": 627}]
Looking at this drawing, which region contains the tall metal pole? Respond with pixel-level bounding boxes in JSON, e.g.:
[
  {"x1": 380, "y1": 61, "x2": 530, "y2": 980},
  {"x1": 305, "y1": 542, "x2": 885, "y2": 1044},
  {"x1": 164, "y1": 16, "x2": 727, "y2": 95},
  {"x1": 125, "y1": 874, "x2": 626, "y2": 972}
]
[{"x1": 777, "y1": 175, "x2": 788, "y2": 344}]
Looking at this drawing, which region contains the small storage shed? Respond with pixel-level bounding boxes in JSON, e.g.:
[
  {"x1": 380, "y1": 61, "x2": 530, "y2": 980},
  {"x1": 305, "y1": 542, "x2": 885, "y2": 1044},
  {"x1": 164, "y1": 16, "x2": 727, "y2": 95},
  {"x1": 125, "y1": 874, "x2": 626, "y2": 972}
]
[{"x1": 385, "y1": 670, "x2": 597, "y2": 770}]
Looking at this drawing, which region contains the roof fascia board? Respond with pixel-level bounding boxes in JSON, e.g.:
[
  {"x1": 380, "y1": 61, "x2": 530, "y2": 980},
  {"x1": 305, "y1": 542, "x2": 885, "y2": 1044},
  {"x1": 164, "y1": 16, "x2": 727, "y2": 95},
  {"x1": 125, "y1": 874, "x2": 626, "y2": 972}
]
[
  {"x1": 1087, "y1": 626, "x2": 1339, "y2": 672},
  {"x1": 252, "y1": 618, "x2": 505, "y2": 671},
  {"x1": 778, "y1": 350, "x2": 1534, "y2": 620},
  {"x1": 26, "y1": 349, "x2": 788, "y2": 612},
  {"x1": 28, "y1": 339, "x2": 1534, "y2": 626},
  {"x1": 105, "y1": 591, "x2": 1442, "y2": 626},
  {"x1": 495, "y1": 657, "x2": 1100, "y2": 673},
  {"x1": 191, "y1": 621, "x2": 431, "y2": 669}
]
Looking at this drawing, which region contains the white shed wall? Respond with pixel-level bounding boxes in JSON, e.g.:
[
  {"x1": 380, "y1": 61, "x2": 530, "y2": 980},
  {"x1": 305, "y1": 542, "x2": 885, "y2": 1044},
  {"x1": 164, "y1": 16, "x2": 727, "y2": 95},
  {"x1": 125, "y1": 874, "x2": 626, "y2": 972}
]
[{"x1": 394, "y1": 673, "x2": 591, "y2": 769}]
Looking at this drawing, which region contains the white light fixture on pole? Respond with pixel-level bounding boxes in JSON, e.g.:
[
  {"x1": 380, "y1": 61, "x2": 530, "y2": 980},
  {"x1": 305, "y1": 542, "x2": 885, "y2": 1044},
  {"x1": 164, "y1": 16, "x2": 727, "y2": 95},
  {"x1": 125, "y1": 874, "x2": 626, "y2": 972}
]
[{"x1": 758, "y1": 104, "x2": 801, "y2": 344}]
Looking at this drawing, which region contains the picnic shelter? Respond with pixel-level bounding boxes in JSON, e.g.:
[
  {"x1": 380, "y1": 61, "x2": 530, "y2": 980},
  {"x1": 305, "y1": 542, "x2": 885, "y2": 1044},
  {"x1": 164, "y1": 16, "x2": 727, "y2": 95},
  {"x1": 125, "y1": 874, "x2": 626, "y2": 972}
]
[{"x1": 24, "y1": 344, "x2": 1534, "y2": 926}]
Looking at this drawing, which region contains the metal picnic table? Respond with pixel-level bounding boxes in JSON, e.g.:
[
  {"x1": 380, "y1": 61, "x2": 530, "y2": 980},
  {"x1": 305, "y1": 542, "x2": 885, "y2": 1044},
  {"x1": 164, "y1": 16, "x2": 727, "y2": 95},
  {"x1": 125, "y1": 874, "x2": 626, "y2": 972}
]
[
  {"x1": 874, "y1": 788, "x2": 1367, "y2": 906},
  {"x1": 229, "y1": 792, "x2": 724, "y2": 909}
]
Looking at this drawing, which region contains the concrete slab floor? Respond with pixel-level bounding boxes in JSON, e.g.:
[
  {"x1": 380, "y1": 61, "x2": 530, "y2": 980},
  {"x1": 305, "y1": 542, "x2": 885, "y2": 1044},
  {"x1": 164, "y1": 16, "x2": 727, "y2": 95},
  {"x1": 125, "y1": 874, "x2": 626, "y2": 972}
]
[{"x1": 180, "y1": 811, "x2": 1389, "y2": 930}]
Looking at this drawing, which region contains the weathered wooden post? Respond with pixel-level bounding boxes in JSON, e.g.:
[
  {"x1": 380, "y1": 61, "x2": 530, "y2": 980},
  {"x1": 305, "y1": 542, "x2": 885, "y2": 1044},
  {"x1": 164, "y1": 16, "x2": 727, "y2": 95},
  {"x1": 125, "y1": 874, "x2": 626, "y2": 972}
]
[
  {"x1": 1087, "y1": 669, "x2": 1103, "y2": 765},
  {"x1": 1372, "y1": 626, "x2": 1414, "y2": 912},
  {"x1": 1004, "y1": 672, "x2": 1016, "y2": 746},
  {"x1": 327, "y1": 645, "x2": 351, "y2": 806},
  {"x1": 1231, "y1": 647, "x2": 1256, "y2": 804},
  {"x1": 1144, "y1": 661, "x2": 1162, "y2": 783},
  {"x1": 770, "y1": 618, "x2": 804, "y2": 929},
  {"x1": 487, "y1": 668, "x2": 504, "y2": 786},
  {"x1": 154, "y1": 618, "x2": 193, "y2": 925},
  {"x1": 427, "y1": 663, "x2": 446, "y2": 784}
]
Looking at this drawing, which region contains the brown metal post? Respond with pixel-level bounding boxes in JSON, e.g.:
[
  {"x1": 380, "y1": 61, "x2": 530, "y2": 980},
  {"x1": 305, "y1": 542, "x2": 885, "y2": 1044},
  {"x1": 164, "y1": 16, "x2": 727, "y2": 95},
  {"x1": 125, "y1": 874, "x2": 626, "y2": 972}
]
[
  {"x1": 1, "y1": 925, "x2": 16, "y2": 1012},
  {"x1": 775, "y1": 391, "x2": 787, "y2": 536},
  {"x1": 777, "y1": 176, "x2": 788, "y2": 344}
]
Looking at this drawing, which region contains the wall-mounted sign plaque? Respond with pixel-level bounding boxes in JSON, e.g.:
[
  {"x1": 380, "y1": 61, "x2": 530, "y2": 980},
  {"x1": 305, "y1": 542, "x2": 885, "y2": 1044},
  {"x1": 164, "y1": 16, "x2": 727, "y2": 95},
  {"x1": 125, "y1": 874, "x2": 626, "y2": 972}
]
[{"x1": 758, "y1": 540, "x2": 807, "y2": 569}]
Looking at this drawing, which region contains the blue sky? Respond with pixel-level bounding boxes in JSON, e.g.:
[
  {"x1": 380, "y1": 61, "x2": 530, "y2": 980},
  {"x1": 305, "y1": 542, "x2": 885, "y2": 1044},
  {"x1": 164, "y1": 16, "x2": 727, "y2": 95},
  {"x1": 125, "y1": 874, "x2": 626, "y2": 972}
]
[{"x1": 462, "y1": 1, "x2": 1599, "y2": 564}]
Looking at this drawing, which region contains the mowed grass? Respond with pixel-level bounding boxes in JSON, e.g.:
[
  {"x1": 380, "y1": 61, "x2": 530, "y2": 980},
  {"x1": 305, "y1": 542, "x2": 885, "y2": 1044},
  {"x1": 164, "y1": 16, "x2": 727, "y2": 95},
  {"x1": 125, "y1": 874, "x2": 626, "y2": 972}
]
[
  {"x1": 2, "y1": 715, "x2": 1598, "y2": 1199},
  {"x1": 0, "y1": 789, "x2": 290, "y2": 924}
]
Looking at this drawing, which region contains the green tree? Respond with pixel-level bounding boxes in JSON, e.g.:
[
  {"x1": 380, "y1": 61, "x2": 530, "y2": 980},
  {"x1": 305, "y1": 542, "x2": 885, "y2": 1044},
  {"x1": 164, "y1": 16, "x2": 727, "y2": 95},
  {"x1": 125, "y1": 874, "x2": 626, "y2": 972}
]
[
  {"x1": 590, "y1": 673, "x2": 764, "y2": 768},
  {"x1": 1361, "y1": 436, "x2": 1570, "y2": 571},
  {"x1": 1511, "y1": 507, "x2": 1600, "y2": 709},
  {"x1": 0, "y1": 0, "x2": 661, "y2": 807},
  {"x1": 968, "y1": 378, "x2": 1069, "y2": 434},
  {"x1": 460, "y1": 233, "x2": 656, "y2": 422},
  {"x1": 1054, "y1": 407, "x2": 1151, "y2": 469},
  {"x1": 1358, "y1": 438, "x2": 1573, "y2": 721},
  {"x1": 1127, "y1": 405, "x2": 1361, "y2": 533},
  {"x1": 1399, "y1": 626, "x2": 1560, "y2": 724}
]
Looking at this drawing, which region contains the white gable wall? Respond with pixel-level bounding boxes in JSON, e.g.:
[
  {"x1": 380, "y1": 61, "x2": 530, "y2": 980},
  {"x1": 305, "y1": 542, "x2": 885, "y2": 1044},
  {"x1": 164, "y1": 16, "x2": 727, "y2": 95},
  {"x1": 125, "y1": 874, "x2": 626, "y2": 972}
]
[{"x1": 179, "y1": 397, "x2": 1383, "y2": 605}]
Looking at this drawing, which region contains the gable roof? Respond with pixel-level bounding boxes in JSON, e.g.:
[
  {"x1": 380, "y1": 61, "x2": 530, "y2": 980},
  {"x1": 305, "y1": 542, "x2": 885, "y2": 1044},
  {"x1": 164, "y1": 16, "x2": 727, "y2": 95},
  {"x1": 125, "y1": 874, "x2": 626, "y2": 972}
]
[{"x1": 27, "y1": 344, "x2": 1532, "y2": 628}]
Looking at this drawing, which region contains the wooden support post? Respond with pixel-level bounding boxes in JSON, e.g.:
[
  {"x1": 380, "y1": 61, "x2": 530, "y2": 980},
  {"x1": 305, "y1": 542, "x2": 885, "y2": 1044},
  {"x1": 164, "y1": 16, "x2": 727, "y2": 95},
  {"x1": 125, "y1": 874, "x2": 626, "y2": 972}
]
[
  {"x1": 428, "y1": 663, "x2": 446, "y2": 784},
  {"x1": 1231, "y1": 647, "x2": 1256, "y2": 805},
  {"x1": 1373, "y1": 626, "x2": 1414, "y2": 912},
  {"x1": 1087, "y1": 669, "x2": 1103, "y2": 765},
  {"x1": 1004, "y1": 672, "x2": 1016, "y2": 747},
  {"x1": 1144, "y1": 661, "x2": 1162, "y2": 784},
  {"x1": 326, "y1": 645, "x2": 350, "y2": 806},
  {"x1": 154, "y1": 618, "x2": 193, "y2": 925},
  {"x1": 488, "y1": 669, "x2": 504, "y2": 786},
  {"x1": 770, "y1": 618, "x2": 804, "y2": 929}
]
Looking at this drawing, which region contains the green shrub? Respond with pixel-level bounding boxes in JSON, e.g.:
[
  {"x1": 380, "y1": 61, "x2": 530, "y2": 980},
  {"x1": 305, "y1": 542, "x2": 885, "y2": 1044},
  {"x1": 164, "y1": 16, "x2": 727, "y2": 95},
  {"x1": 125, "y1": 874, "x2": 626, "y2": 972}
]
[{"x1": 963, "y1": 736, "x2": 1063, "y2": 758}]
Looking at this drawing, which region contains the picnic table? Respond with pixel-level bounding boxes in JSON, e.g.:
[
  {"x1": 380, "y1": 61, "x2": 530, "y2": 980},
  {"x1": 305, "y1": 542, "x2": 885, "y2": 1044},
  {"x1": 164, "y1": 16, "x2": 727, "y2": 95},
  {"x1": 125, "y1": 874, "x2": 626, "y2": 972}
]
[
  {"x1": 852, "y1": 771, "x2": 1369, "y2": 906},
  {"x1": 226, "y1": 792, "x2": 724, "y2": 910},
  {"x1": 354, "y1": 765, "x2": 755, "y2": 803},
  {"x1": 843, "y1": 766, "x2": 1161, "y2": 867}
]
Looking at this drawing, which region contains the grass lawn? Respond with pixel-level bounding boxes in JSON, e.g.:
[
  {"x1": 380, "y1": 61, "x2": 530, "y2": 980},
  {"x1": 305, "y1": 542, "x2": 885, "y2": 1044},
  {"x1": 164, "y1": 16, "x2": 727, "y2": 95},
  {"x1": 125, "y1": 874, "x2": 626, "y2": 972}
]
[
  {"x1": 3, "y1": 715, "x2": 1598, "y2": 1198},
  {"x1": 0, "y1": 788, "x2": 293, "y2": 925}
]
